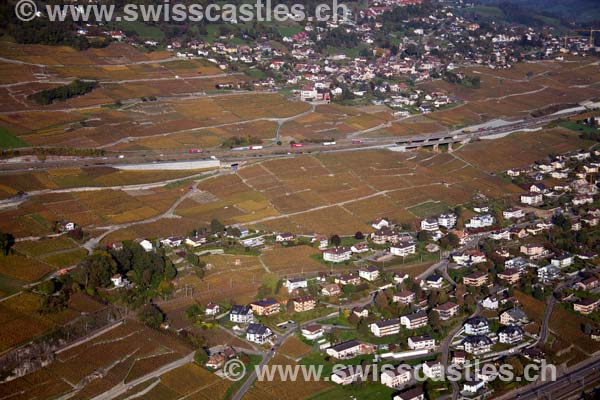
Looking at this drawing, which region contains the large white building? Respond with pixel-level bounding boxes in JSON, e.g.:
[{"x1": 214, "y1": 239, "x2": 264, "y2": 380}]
[
  {"x1": 438, "y1": 213, "x2": 457, "y2": 229},
  {"x1": 323, "y1": 247, "x2": 352, "y2": 263},
  {"x1": 390, "y1": 241, "x2": 416, "y2": 257}
]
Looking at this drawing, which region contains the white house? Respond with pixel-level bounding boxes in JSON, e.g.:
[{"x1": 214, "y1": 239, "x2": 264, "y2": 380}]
[
  {"x1": 331, "y1": 367, "x2": 362, "y2": 385},
  {"x1": 323, "y1": 247, "x2": 352, "y2": 263},
  {"x1": 111, "y1": 274, "x2": 123, "y2": 287},
  {"x1": 498, "y1": 325, "x2": 524, "y2": 344},
  {"x1": 326, "y1": 340, "x2": 372, "y2": 359},
  {"x1": 370, "y1": 319, "x2": 401, "y2": 337},
  {"x1": 408, "y1": 335, "x2": 436, "y2": 350},
  {"x1": 462, "y1": 335, "x2": 493, "y2": 355},
  {"x1": 465, "y1": 214, "x2": 494, "y2": 229},
  {"x1": 301, "y1": 325, "x2": 324, "y2": 340},
  {"x1": 283, "y1": 277, "x2": 308, "y2": 293},
  {"x1": 503, "y1": 208, "x2": 524, "y2": 219},
  {"x1": 400, "y1": 312, "x2": 428, "y2": 330},
  {"x1": 205, "y1": 303, "x2": 220, "y2": 316},
  {"x1": 381, "y1": 367, "x2": 412, "y2": 388},
  {"x1": 372, "y1": 218, "x2": 390, "y2": 230},
  {"x1": 438, "y1": 213, "x2": 457, "y2": 229},
  {"x1": 390, "y1": 241, "x2": 417, "y2": 257},
  {"x1": 230, "y1": 305, "x2": 254, "y2": 324},
  {"x1": 551, "y1": 254, "x2": 573, "y2": 268},
  {"x1": 420, "y1": 218, "x2": 439, "y2": 231},
  {"x1": 464, "y1": 317, "x2": 490, "y2": 335},
  {"x1": 359, "y1": 265, "x2": 380, "y2": 281},
  {"x1": 246, "y1": 323, "x2": 272, "y2": 344},
  {"x1": 463, "y1": 380, "x2": 486, "y2": 394},
  {"x1": 139, "y1": 239, "x2": 154, "y2": 252},
  {"x1": 521, "y1": 192, "x2": 543, "y2": 205},
  {"x1": 422, "y1": 361, "x2": 443, "y2": 379}
]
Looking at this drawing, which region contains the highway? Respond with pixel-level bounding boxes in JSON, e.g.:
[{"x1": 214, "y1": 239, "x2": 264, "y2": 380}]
[{"x1": 0, "y1": 105, "x2": 586, "y2": 174}]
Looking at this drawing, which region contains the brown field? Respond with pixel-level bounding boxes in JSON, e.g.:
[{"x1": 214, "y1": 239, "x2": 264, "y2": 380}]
[
  {"x1": 261, "y1": 245, "x2": 327, "y2": 276},
  {"x1": 0, "y1": 253, "x2": 56, "y2": 282},
  {"x1": 244, "y1": 354, "x2": 331, "y2": 400},
  {"x1": 279, "y1": 335, "x2": 313, "y2": 359},
  {"x1": 0, "y1": 320, "x2": 193, "y2": 400},
  {"x1": 0, "y1": 292, "x2": 89, "y2": 352}
]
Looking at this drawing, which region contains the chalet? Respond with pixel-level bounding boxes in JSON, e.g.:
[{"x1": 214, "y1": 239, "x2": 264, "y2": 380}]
[
  {"x1": 538, "y1": 265, "x2": 561, "y2": 283},
  {"x1": 390, "y1": 241, "x2": 417, "y2": 257},
  {"x1": 370, "y1": 319, "x2": 401, "y2": 337},
  {"x1": 371, "y1": 228, "x2": 400, "y2": 244},
  {"x1": 490, "y1": 230, "x2": 511, "y2": 241},
  {"x1": 500, "y1": 307, "x2": 529, "y2": 325},
  {"x1": 434, "y1": 302, "x2": 460, "y2": 320},
  {"x1": 323, "y1": 247, "x2": 352, "y2": 263},
  {"x1": 473, "y1": 206, "x2": 489, "y2": 213},
  {"x1": 481, "y1": 296, "x2": 499, "y2": 310},
  {"x1": 359, "y1": 265, "x2": 380, "y2": 281},
  {"x1": 464, "y1": 317, "x2": 490, "y2": 335},
  {"x1": 573, "y1": 298, "x2": 600, "y2": 315},
  {"x1": 576, "y1": 276, "x2": 600, "y2": 291},
  {"x1": 551, "y1": 254, "x2": 573, "y2": 268},
  {"x1": 422, "y1": 361, "x2": 443, "y2": 379},
  {"x1": 301, "y1": 324, "x2": 324, "y2": 340},
  {"x1": 463, "y1": 380, "x2": 486, "y2": 394},
  {"x1": 400, "y1": 312, "x2": 428, "y2": 330},
  {"x1": 283, "y1": 277, "x2": 308, "y2": 293},
  {"x1": 230, "y1": 305, "x2": 254, "y2": 323},
  {"x1": 452, "y1": 351, "x2": 467, "y2": 365},
  {"x1": 111, "y1": 274, "x2": 124, "y2": 287},
  {"x1": 205, "y1": 303, "x2": 220, "y2": 316},
  {"x1": 381, "y1": 367, "x2": 412, "y2": 388},
  {"x1": 326, "y1": 340, "x2": 374, "y2": 359},
  {"x1": 206, "y1": 353, "x2": 226, "y2": 369},
  {"x1": 505, "y1": 256, "x2": 534, "y2": 271},
  {"x1": 463, "y1": 271, "x2": 488, "y2": 287},
  {"x1": 462, "y1": 335, "x2": 493, "y2": 355},
  {"x1": 372, "y1": 218, "x2": 390, "y2": 230},
  {"x1": 185, "y1": 234, "x2": 209, "y2": 247},
  {"x1": 520, "y1": 243, "x2": 545, "y2": 257},
  {"x1": 582, "y1": 213, "x2": 599, "y2": 227},
  {"x1": 393, "y1": 290, "x2": 416, "y2": 304},
  {"x1": 335, "y1": 273, "x2": 361, "y2": 286},
  {"x1": 394, "y1": 387, "x2": 425, "y2": 400},
  {"x1": 573, "y1": 194, "x2": 593, "y2": 206},
  {"x1": 246, "y1": 323, "x2": 273, "y2": 344},
  {"x1": 498, "y1": 325, "x2": 524, "y2": 344},
  {"x1": 321, "y1": 283, "x2": 341, "y2": 296},
  {"x1": 424, "y1": 274, "x2": 444, "y2": 289},
  {"x1": 240, "y1": 237, "x2": 265, "y2": 247},
  {"x1": 250, "y1": 299, "x2": 280, "y2": 316},
  {"x1": 293, "y1": 296, "x2": 316, "y2": 312},
  {"x1": 498, "y1": 268, "x2": 521, "y2": 284},
  {"x1": 139, "y1": 239, "x2": 154, "y2": 252},
  {"x1": 276, "y1": 232, "x2": 296, "y2": 242},
  {"x1": 351, "y1": 242, "x2": 370, "y2": 253},
  {"x1": 408, "y1": 334, "x2": 436, "y2": 350},
  {"x1": 511, "y1": 228, "x2": 529, "y2": 239},
  {"x1": 352, "y1": 306, "x2": 369, "y2": 318},
  {"x1": 503, "y1": 208, "x2": 524, "y2": 219},
  {"x1": 331, "y1": 367, "x2": 362, "y2": 385},
  {"x1": 521, "y1": 192, "x2": 543, "y2": 205},
  {"x1": 313, "y1": 235, "x2": 329, "y2": 250},
  {"x1": 161, "y1": 236, "x2": 184, "y2": 247},
  {"x1": 465, "y1": 214, "x2": 494, "y2": 229}
]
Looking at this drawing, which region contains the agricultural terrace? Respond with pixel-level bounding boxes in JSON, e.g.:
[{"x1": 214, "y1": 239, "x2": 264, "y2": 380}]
[
  {"x1": 418, "y1": 58, "x2": 600, "y2": 128},
  {"x1": 0, "y1": 292, "x2": 104, "y2": 353},
  {"x1": 1, "y1": 93, "x2": 309, "y2": 148},
  {"x1": 0, "y1": 167, "x2": 214, "y2": 200},
  {"x1": 244, "y1": 354, "x2": 332, "y2": 400},
  {"x1": 0, "y1": 320, "x2": 194, "y2": 399}
]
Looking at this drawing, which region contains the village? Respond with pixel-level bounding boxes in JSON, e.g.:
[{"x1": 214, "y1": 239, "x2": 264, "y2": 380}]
[
  {"x1": 90, "y1": 143, "x2": 600, "y2": 400},
  {"x1": 77, "y1": 0, "x2": 600, "y2": 118}
]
